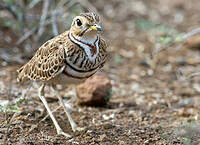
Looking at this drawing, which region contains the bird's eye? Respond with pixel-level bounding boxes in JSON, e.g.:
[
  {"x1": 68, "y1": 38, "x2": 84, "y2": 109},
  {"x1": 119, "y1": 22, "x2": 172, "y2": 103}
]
[{"x1": 76, "y1": 19, "x2": 82, "y2": 26}]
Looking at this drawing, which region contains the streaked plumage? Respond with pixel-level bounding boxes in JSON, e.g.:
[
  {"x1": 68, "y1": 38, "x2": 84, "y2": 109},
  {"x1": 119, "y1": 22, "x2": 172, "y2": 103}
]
[
  {"x1": 17, "y1": 31, "x2": 107, "y2": 83},
  {"x1": 17, "y1": 12, "x2": 107, "y2": 84},
  {"x1": 17, "y1": 12, "x2": 108, "y2": 137}
]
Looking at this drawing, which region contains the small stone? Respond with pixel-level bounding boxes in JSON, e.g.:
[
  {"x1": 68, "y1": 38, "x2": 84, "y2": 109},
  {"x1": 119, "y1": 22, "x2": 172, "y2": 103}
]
[
  {"x1": 102, "y1": 113, "x2": 115, "y2": 120},
  {"x1": 77, "y1": 75, "x2": 112, "y2": 106},
  {"x1": 99, "y1": 134, "x2": 106, "y2": 141},
  {"x1": 130, "y1": 74, "x2": 140, "y2": 81},
  {"x1": 144, "y1": 139, "x2": 149, "y2": 144},
  {"x1": 103, "y1": 123, "x2": 114, "y2": 129},
  {"x1": 119, "y1": 140, "x2": 126, "y2": 145}
]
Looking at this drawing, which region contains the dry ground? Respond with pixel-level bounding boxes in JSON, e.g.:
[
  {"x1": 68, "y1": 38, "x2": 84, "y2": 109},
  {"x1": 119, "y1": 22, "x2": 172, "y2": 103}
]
[{"x1": 1, "y1": 0, "x2": 200, "y2": 144}]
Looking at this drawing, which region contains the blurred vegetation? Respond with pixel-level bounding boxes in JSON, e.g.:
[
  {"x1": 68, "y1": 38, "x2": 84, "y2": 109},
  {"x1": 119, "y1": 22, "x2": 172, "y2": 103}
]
[
  {"x1": 0, "y1": 97, "x2": 26, "y2": 113},
  {"x1": 104, "y1": 88, "x2": 112, "y2": 103},
  {"x1": 136, "y1": 19, "x2": 183, "y2": 49},
  {"x1": 175, "y1": 120, "x2": 200, "y2": 145},
  {"x1": 0, "y1": 0, "x2": 86, "y2": 62},
  {"x1": 1, "y1": 0, "x2": 83, "y2": 33}
]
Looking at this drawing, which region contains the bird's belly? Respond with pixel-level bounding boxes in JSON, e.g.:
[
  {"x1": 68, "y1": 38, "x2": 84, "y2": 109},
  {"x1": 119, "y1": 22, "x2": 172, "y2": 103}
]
[
  {"x1": 53, "y1": 74, "x2": 86, "y2": 85},
  {"x1": 53, "y1": 65, "x2": 98, "y2": 85}
]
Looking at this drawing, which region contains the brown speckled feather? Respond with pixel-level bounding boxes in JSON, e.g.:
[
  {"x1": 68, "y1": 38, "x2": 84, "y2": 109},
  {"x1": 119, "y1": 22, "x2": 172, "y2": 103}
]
[{"x1": 17, "y1": 31, "x2": 69, "y2": 82}]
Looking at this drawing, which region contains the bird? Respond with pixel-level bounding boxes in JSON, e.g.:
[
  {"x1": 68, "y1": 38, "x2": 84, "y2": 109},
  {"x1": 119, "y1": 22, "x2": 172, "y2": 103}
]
[{"x1": 17, "y1": 12, "x2": 108, "y2": 138}]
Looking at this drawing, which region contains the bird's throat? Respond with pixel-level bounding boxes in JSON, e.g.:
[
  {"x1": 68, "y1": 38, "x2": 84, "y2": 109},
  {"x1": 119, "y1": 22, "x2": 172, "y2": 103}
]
[{"x1": 69, "y1": 32, "x2": 100, "y2": 62}]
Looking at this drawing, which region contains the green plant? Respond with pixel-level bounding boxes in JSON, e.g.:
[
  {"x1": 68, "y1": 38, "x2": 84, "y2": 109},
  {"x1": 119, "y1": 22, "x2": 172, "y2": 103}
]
[
  {"x1": 104, "y1": 88, "x2": 112, "y2": 102},
  {"x1": 0, "y1": 97, "x2": 26, "y2": 113}
]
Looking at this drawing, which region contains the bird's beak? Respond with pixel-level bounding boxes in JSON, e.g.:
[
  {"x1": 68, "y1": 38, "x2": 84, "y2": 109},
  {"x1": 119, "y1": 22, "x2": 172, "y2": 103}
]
[{"x1": 90, "y1": 24, "x2": 102, "y2": 31}]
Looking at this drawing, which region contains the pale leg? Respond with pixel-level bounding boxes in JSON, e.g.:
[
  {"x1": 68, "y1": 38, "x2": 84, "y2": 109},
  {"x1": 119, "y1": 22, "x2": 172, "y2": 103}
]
[
  {"x1": 38, "y1": 83, "x2": 72, "y2": 138},
  {"x1": 52, "y1": 84, "x2": 84, "y2": 132},
  {"x1": 68, "y1": 85, "x2": 78, "y2": 104}
]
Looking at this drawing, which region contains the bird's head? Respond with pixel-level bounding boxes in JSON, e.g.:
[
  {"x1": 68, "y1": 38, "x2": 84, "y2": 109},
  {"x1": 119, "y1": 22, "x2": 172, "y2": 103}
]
[{"x1": 70, "y1": 12, "x2": 102, "y2": 39}]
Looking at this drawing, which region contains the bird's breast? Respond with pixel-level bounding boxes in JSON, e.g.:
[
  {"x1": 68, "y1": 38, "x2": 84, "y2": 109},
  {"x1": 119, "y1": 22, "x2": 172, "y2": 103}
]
[{"x1": 62, "y1": 53, "x2": 103, "y2": 81}]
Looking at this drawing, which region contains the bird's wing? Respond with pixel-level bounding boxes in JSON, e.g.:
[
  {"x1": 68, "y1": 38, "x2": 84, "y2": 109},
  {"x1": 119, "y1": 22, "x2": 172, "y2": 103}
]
[
  {"x1": 98, "y1": 37, "x2": 108, "y2": 68},
  {"x1": 17, "y1": 31, "x2": 69, "y2": 82}
]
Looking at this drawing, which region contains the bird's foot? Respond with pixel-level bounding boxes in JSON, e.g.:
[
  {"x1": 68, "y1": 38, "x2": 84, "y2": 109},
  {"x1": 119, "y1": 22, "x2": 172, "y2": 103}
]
[
  {"x1": 57, "y1": 129, "x2": 72, "y2": 138},
  {"x1": 71, "y1": 123, "x2": 85, "y2": 132},
  {"x1": 72, "y1": 126, "x2": 85, "y2": 132}
]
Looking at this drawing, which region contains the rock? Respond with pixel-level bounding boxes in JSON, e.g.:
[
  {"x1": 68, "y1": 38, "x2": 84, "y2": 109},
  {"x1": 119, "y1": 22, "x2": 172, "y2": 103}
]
[
  {"x1": 76, "y1": 75, "x2": 112, "y2": 106},
  {"x1": 102, "y1": 113, "x2": 115, "y2": 120},
  {"x1": 185, "y1": 34, "x2": 200, "y2": 49}
]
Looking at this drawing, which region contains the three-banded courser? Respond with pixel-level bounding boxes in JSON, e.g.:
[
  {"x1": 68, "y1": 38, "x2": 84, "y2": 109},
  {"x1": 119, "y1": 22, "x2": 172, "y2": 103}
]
[{"x1": 17, "y1": 12, "x2": 108, "y2": 138}]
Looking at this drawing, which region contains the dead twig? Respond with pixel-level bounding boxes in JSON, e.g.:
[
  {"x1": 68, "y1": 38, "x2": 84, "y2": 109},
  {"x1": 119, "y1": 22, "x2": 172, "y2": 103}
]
[
  {"x1": 182, "y1": 27, "x2": 200, "y2": 41},
  {"x1": 51, "y1": 10, "x2": 59, "y2": 36},
  {"x1": 154, "y1": 27, "x2": 200, "y2": 54},
  {"x1": 16, "y1": 20, "x2": 51, "y2": 45},
  {"x1": 57, "y1": 0, "x2": 78, "y2": 10},
  {"x1": 176, "y1": 69, "x2": 200, "y2": 80},
  {"x1": 150, "y1": 27, "x2": 200, "y2": 69},
  {"x1": 5, "y1": 111, "x2": 21, "y2": 138},
  {"x1": 0, "y1": 2, "x2": 17, "y2": 19},
  {"x1": 176, "y1": 28, "x2": 200, "y2": 80},
  {"x1": 175, "y1": 27, "x2": 200, "y2": 51},
  {"x1": 188, "y1": 72, "x2": 200, "y2": 79},
  {"x1": 39, "y1": 105, "x2": 62, "y2": 123},
  {"x1": 0, "y1": 49, "x2": 24, "y2": 63},
  {"x1": 28, "y1": 0, "x2": 41, "y2": 9},
  {"x1": 17, "y1": 0, "x2": 84, "y2": 45},
  {"x1": 24, "y1": 124, "x2": 38, "y2": 137},
  {"x1": 36, "y1": 0, "x2": 50, "y2": 40},
  {"x1": 16, "y1": 27, "x2": 37, "y2": 45}
]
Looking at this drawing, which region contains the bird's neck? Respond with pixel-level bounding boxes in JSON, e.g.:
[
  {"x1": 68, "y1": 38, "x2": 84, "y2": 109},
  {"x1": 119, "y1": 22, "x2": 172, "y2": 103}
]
[
  {"x1": 68, "y1": 32, "x2": 100, "y2": 62},
  {"x1": 71, "y1": 32, "x2": 98, "y2": 44}
]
